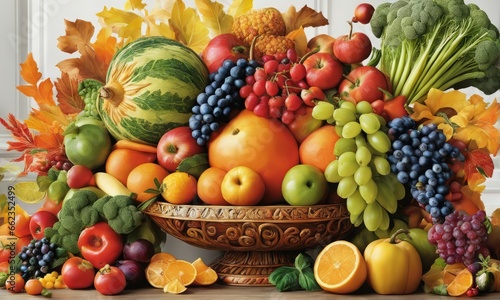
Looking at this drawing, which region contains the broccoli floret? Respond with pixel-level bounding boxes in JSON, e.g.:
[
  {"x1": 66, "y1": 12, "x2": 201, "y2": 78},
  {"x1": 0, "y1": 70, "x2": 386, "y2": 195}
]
[
  {"x1": 93, "y1": 195, "x2": 143, "y2": 234},
  {"x1": 45, "y1": 189, "x2": 101, "y2": 254},
  {"x1": 453, "y1": 64, "x2": 500, "y2": 96},
  {"x1": 475, "y1": 40, "x2": 500, "y2": 71},
  {"x1": 434, "y1": 0, "x2": 469, "y2": 20}
]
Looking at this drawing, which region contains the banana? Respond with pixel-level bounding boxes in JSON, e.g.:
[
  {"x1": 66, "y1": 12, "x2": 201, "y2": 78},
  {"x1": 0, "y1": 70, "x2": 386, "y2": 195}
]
[
  {"x1": 94, "y1": 172, "x2": 134, "y2": 197},
  {"x1": 363, "y1": 201, "x2": 383, "y2": 231}
]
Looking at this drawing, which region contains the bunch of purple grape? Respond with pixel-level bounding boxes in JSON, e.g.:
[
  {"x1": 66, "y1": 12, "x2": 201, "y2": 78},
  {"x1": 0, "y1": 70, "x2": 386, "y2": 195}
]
[{"x1": 427, "y1": 210, "x2": 489, "y2": 266}]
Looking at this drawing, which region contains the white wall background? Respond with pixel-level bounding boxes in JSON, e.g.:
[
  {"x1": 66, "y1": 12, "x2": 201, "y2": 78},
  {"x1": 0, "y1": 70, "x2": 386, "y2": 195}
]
[{"x1": 1, "y1": 0, "x2": 499, "y2": 262}]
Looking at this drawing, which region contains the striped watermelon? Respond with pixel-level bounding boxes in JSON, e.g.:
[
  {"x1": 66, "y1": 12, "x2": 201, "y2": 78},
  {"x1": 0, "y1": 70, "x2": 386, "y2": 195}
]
[{"x1": 97, "y1": 36, "x2": 208, "y2": 145}]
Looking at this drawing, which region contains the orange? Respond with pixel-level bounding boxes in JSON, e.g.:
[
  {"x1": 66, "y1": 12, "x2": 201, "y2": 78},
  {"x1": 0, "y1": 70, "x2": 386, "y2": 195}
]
[
  {"x1": 25, "y1": 278, "x2": 44, "y2": 295},
  {"x1": 163, "y1": 278, "x2": 187, "y2": 294},
  {"x1": 192, "y1": 258, "x2": 218, "y2": 286},
  {"x1": 446, "y1": 268, "x2": 473, "y2": 296},
  {"x1": 208, "y1": 109, "x2": 299, "y2": 204},
  {"x1": 221, "y1": 166, "x2": 265, "y2": 206},
  {"x1": 106, "y1": 148, "x2": 158, "y2": 185},
  {"x1": 164, "y1": 259, "x2": 198, "y2": 286},
  {"x1": 150, "y1": 252, "x2": 177, "y2": 264},
  {"x1": 197, "y1": 167, "x2": 230, "y2": 205},
  {"x1": 13, "y1": 204, "x2": 31, "y2": 238},
  {"x1": 145, "y1": 259, "x2": 171, "y2": 288},
  {"x1": 299, "y1": 124, "x2": 339, "y2": 173},
  {"x1": 161, "y1": 171, "x2": 197, "y2": 204},
  {"x1": 127, "y1": 162, "x2": 170, "y2": 202},
  {"x1": 491, "y1": 208, "x2": 500, "y2": 226},
  {"x1": 313, "y1": 240, "x2": 367, "y2": 294}
]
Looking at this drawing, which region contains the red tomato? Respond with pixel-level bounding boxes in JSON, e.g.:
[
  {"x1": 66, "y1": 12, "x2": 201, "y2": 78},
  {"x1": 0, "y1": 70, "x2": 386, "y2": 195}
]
[
  {"x1": 61, "y1": 256, "x2": 96, "y2": 289},
  {"x1": 77, "y1": 222, "x2": 124, "y2": 269},
  {"x1": 94, "y1": 264, "x2": 127, "y2": 295}
]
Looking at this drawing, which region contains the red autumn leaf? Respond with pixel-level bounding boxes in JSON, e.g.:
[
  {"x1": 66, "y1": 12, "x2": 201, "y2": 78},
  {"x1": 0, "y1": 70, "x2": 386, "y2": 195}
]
[{"x1": 463, "y1": 148, "x2": 494, "y2": 179}]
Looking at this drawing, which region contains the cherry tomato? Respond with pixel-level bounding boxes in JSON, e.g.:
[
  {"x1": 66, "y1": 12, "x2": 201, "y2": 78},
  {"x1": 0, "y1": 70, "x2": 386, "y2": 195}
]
[
  {"x1": 94, "y1": 264, "x2": 127, "y2": 295},
  {"x1": 5, "y1": 273, "x2": 25, "y2": 293},
  {"x1": 61, "y1": 256, "x2": 96, "y2": 289}
]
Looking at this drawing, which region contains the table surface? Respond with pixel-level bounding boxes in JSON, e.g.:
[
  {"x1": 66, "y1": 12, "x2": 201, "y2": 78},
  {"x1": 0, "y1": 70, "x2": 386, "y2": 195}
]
[{"x1": 1, "y1": 284, "x2": 499, "y2": 299}]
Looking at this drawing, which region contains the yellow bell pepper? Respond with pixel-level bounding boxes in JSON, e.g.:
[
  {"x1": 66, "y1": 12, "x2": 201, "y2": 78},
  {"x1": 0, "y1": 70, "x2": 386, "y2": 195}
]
[{"x1": 364, "y1": 228, "x2": 423, "y2": 294}]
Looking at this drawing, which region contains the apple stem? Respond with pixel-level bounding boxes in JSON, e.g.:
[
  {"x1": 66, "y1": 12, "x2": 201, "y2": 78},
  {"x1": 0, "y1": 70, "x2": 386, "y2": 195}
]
[
  {"x1": 347, "y1": 21, "x2": 353, "y2": 40},
  {"x1": 249, "y1": 35, "x2": 260, "y2": 61},
  {"x1": 298, "y1": 47, "x2": 320, "y2": 64}
]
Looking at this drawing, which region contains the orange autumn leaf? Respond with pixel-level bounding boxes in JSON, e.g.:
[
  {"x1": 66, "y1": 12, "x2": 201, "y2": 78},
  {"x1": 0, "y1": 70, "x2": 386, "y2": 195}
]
[
  {"x1": 55, "y1": 72, "x2": 85, "y2": 115},
  {"x1": 463, "y1": 148, "x2": 494, "y2": 190},
  {"x1": 56, "y1": 19, "x2": 109, "y2": 82},
  {"x1": 282, "y1": 5, "x2": 329, "y2": 34},
  {"x1": 17, "y1": 53, "x2": 55, "y2": 107}
]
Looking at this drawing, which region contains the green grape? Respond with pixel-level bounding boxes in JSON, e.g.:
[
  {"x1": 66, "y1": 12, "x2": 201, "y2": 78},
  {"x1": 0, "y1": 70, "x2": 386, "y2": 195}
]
[
  {"x1": 78, "y1": 79, "x2": 103, "y2": 120},
  {"x1": 337, "y1": 176, "x2": 358, "y2": 198},
  {"x1": 333, "y1": 107, "x2": 356, "y2": 125},
  {"x1": 335, "y1": 124, "x2": 343, "y2": 136},
  {"x1": 354, "y1": 165, "x2": 372, "y2": 185},
  {"x1": 359, "y1": 178, "x2": 378, "y2": 204},
  {"x1": 377, "y1": 208, "x2": 390, "y2": 231},
  {"x1": 374, "y1": 176, "x2": 398, "y2": 213},
  {"x1": 324, "y1": 160, "x2": 342, "y2": 183},
  {"x1": 312, "y1": 101, "x2": 335, "y2": 120},
  {"x1": 346, "y1": 190, "x2": 367, "y2": 215},
  {"x1": 355, "y1": 146, "x2": 372, "y2": 166},
  {"x1": 386, "y1": 173, "x2": 406, "y2": 200},
  {"x1": 375, "y1": 113, "x2": 387, "y2": 127},
  {"x1": 354, "y1": 135, "x2": 367, "y2": 148},
  {"x1": 341, "y1": 121, "x2": 362, "y2": 139},
  {"x1": 340, "y1": 101, "x2": 356, "y2": 112},
  {"x1": 326, "y1": 117, "x2": 336, "y2": 124},
  {"x1": 367, "y1": 131, "x2": 391, "y2": 153},
  {"x1": 350, "y1": 212, "x2": 363, "y2": 227},
  {"x1": 359, "y1": 113, "x2": 381, "y2": 134},
  {"x1": 334, "y1": 138, "x2": 356, "y2": 156},
  {"x1": 363, "y1": 201, "x2": 383, "y2": 231},
  {"x1": 337, "y1": 152, "x2": 359, "y2": 177},
  {"x1": 355, "y1": 101, "x2": 373, "y2": 114},
  {"x1": 371, "y1": 156, "x2": 391, "y2": 175}
]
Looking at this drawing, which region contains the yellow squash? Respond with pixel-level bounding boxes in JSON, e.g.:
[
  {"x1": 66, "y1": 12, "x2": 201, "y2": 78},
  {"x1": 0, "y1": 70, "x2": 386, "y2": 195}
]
[{"x1": 364, "y1": 228, "x2": 423, "y2": 294}]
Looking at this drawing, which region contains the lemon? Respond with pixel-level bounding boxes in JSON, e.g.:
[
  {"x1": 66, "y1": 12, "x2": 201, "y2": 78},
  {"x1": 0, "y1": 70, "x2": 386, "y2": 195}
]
[{"x1": 13, "y1": 181, "x2": 46, "y2": 204}]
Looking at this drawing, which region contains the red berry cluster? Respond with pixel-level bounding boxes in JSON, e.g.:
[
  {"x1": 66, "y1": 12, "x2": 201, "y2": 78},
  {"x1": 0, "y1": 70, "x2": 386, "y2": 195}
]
[
  {"x1": 35, "y1": 153, "x2": 73, "y2": 174},
  {"x1": 239, "y1": 49, "x2": 312, "y2": 124}
]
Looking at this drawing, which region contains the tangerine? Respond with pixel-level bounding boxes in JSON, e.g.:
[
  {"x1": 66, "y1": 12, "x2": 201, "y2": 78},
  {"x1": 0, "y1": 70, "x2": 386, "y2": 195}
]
[
  {"x1": 192, "y1": 257, "x2": 218, "y2": 286},
  {"x1": 150, "y1": 252, "x2": 177, "y2": 264},
  {"x1": 164, "y1": 260, "x2": 197, "y2": 286},
  {"x1": 145, "y1": 260, "x2": 171, "y2": 288},
  {"x1": 299, "y1": 125, "x2": 339, "y2": 173},
  {"x1": 163, "y1": 278, "x2": 187, "y2": 294},
  {"x1": 161, "y1": 171, "x2": 197, "y2": 204},
  {"x1": 208, "y1": 109, "x2": 299, "y2": 204},
  {"x1": 446, "y1": 268, "x2": 473, "y2": 296},
  {"x1": 313, "y1": 240, "x2": 367, "y2": 294},
  {"x1": 127, "y1": 162, "x2": 169, "y2": 202},
  {"x1": 197, "y1": 167, "x2": 229, "y2": 205},
  {"x1": 106, "y1": 148, "x2": 158, "y2": 185}
]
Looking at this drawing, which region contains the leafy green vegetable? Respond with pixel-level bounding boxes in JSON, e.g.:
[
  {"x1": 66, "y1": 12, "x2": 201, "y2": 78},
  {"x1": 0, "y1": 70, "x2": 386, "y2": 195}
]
[
  {"x1": 268, "y1": 253, "x2": 320, "y2": 292},
  {"x1": 370, "y1": 0, "x2": 500, "y2": 104}
]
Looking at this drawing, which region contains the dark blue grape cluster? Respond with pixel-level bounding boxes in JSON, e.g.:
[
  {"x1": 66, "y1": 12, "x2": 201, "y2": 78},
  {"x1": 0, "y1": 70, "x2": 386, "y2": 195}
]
[
  {"x1": 18, "y1": 238, "x2": 59, "y2": 280},
  {"x1": 387, "y1": 116, "x2": 465, "y2": 222},
  {"x1": 189, "y1": 58, "x2": 258, "y2": 145}
]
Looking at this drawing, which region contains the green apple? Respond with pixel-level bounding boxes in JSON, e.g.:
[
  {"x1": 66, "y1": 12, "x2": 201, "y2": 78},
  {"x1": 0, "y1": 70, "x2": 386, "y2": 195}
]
[
  {"x1": 399, "y1": 228, "x2": 438, "y2": 273},
  {"x1": 281, "y1": 164, "x2": 328, "y2": 206}
]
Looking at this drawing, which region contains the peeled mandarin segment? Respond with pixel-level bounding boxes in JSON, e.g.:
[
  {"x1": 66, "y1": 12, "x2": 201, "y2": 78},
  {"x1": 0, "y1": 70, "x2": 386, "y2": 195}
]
[
  {"x1": 164, "y1": 260, "x2": 198, "y2": 286},
  {"x1": 313, "y1": 241, "x2": 367, "y2": 294},
  {"x1": 446, "y1": 269, "x2": 473, "y2": 297},
  {"x1": 145, "y1": 260, "x2": 171, "y2": 288}
]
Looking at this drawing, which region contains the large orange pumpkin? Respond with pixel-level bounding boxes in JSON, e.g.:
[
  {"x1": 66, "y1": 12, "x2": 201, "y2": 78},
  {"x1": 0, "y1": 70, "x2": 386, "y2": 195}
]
[{"x1": 208, "y1": 110, "x2": 299, "y2": 204}]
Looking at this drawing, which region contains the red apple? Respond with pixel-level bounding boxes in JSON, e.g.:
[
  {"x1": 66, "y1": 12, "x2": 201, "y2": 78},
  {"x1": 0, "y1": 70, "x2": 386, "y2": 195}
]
[
  {"x1": 29, "y1": 210, "x2": 58, "y2": 240},
  {"x1": 286, "y1": 106, "x2": 323, "y2": 144},
  {"x1": 66, "y1": 165, "x2": 95, "y2": 189},
  {"x1": 302, "y1": 52, "x2": 343, "y2": 90},
  {"x1": 333, "y1": 23, "x2": 372, "y2": 64},
  {"x1": 338, "y1": 66, "x2": 390, "y2": 104},
  {"x1": 307, "y1": 34, "x2": 336, "y2": 54},
  {"x1": 157, "y1": 126, "x2": 206, "y2": 172},
  {"x1": 202, "y1": 33, "x2": 249, "y2": 74},
  {"x1": 352, "y1": 3, "x2": 375, "y2": 24}
]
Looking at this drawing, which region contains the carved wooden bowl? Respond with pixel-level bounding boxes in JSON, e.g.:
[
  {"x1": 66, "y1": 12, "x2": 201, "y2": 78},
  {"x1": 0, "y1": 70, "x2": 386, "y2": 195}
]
[{"x1": 143, "y1": 201, "x2": 353, "y2": 286}]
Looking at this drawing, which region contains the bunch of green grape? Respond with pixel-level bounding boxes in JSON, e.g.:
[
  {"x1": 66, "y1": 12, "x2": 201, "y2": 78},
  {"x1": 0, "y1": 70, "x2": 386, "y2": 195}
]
[
  {"x1": 312, "y1": 100, "x2": 406, "y2": 232},
  {"x1": 77, "y1": 79, "x2": 103, "y2": 120}
]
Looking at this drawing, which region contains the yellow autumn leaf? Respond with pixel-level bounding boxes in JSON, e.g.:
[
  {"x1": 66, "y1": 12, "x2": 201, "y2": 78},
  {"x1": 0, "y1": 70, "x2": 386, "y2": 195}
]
[
  {"x1": 125, "y1": 0, "x2": 147, "y2": 10},
  {"x1": 286, "y1": 27, "x2": 307, "y2": 57},
  {"x1": 194, "y1": 0, "x2": 233, "y2": 37},
  {"x1": 97, "y1": 7, "x2": 144, "y2": 40},
  {"x1": 170, "y1": 0, "x2": 210, "y2": 53},
  {"x1": 227, "y1": 0, "x2": 253, "y2": 19}
]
